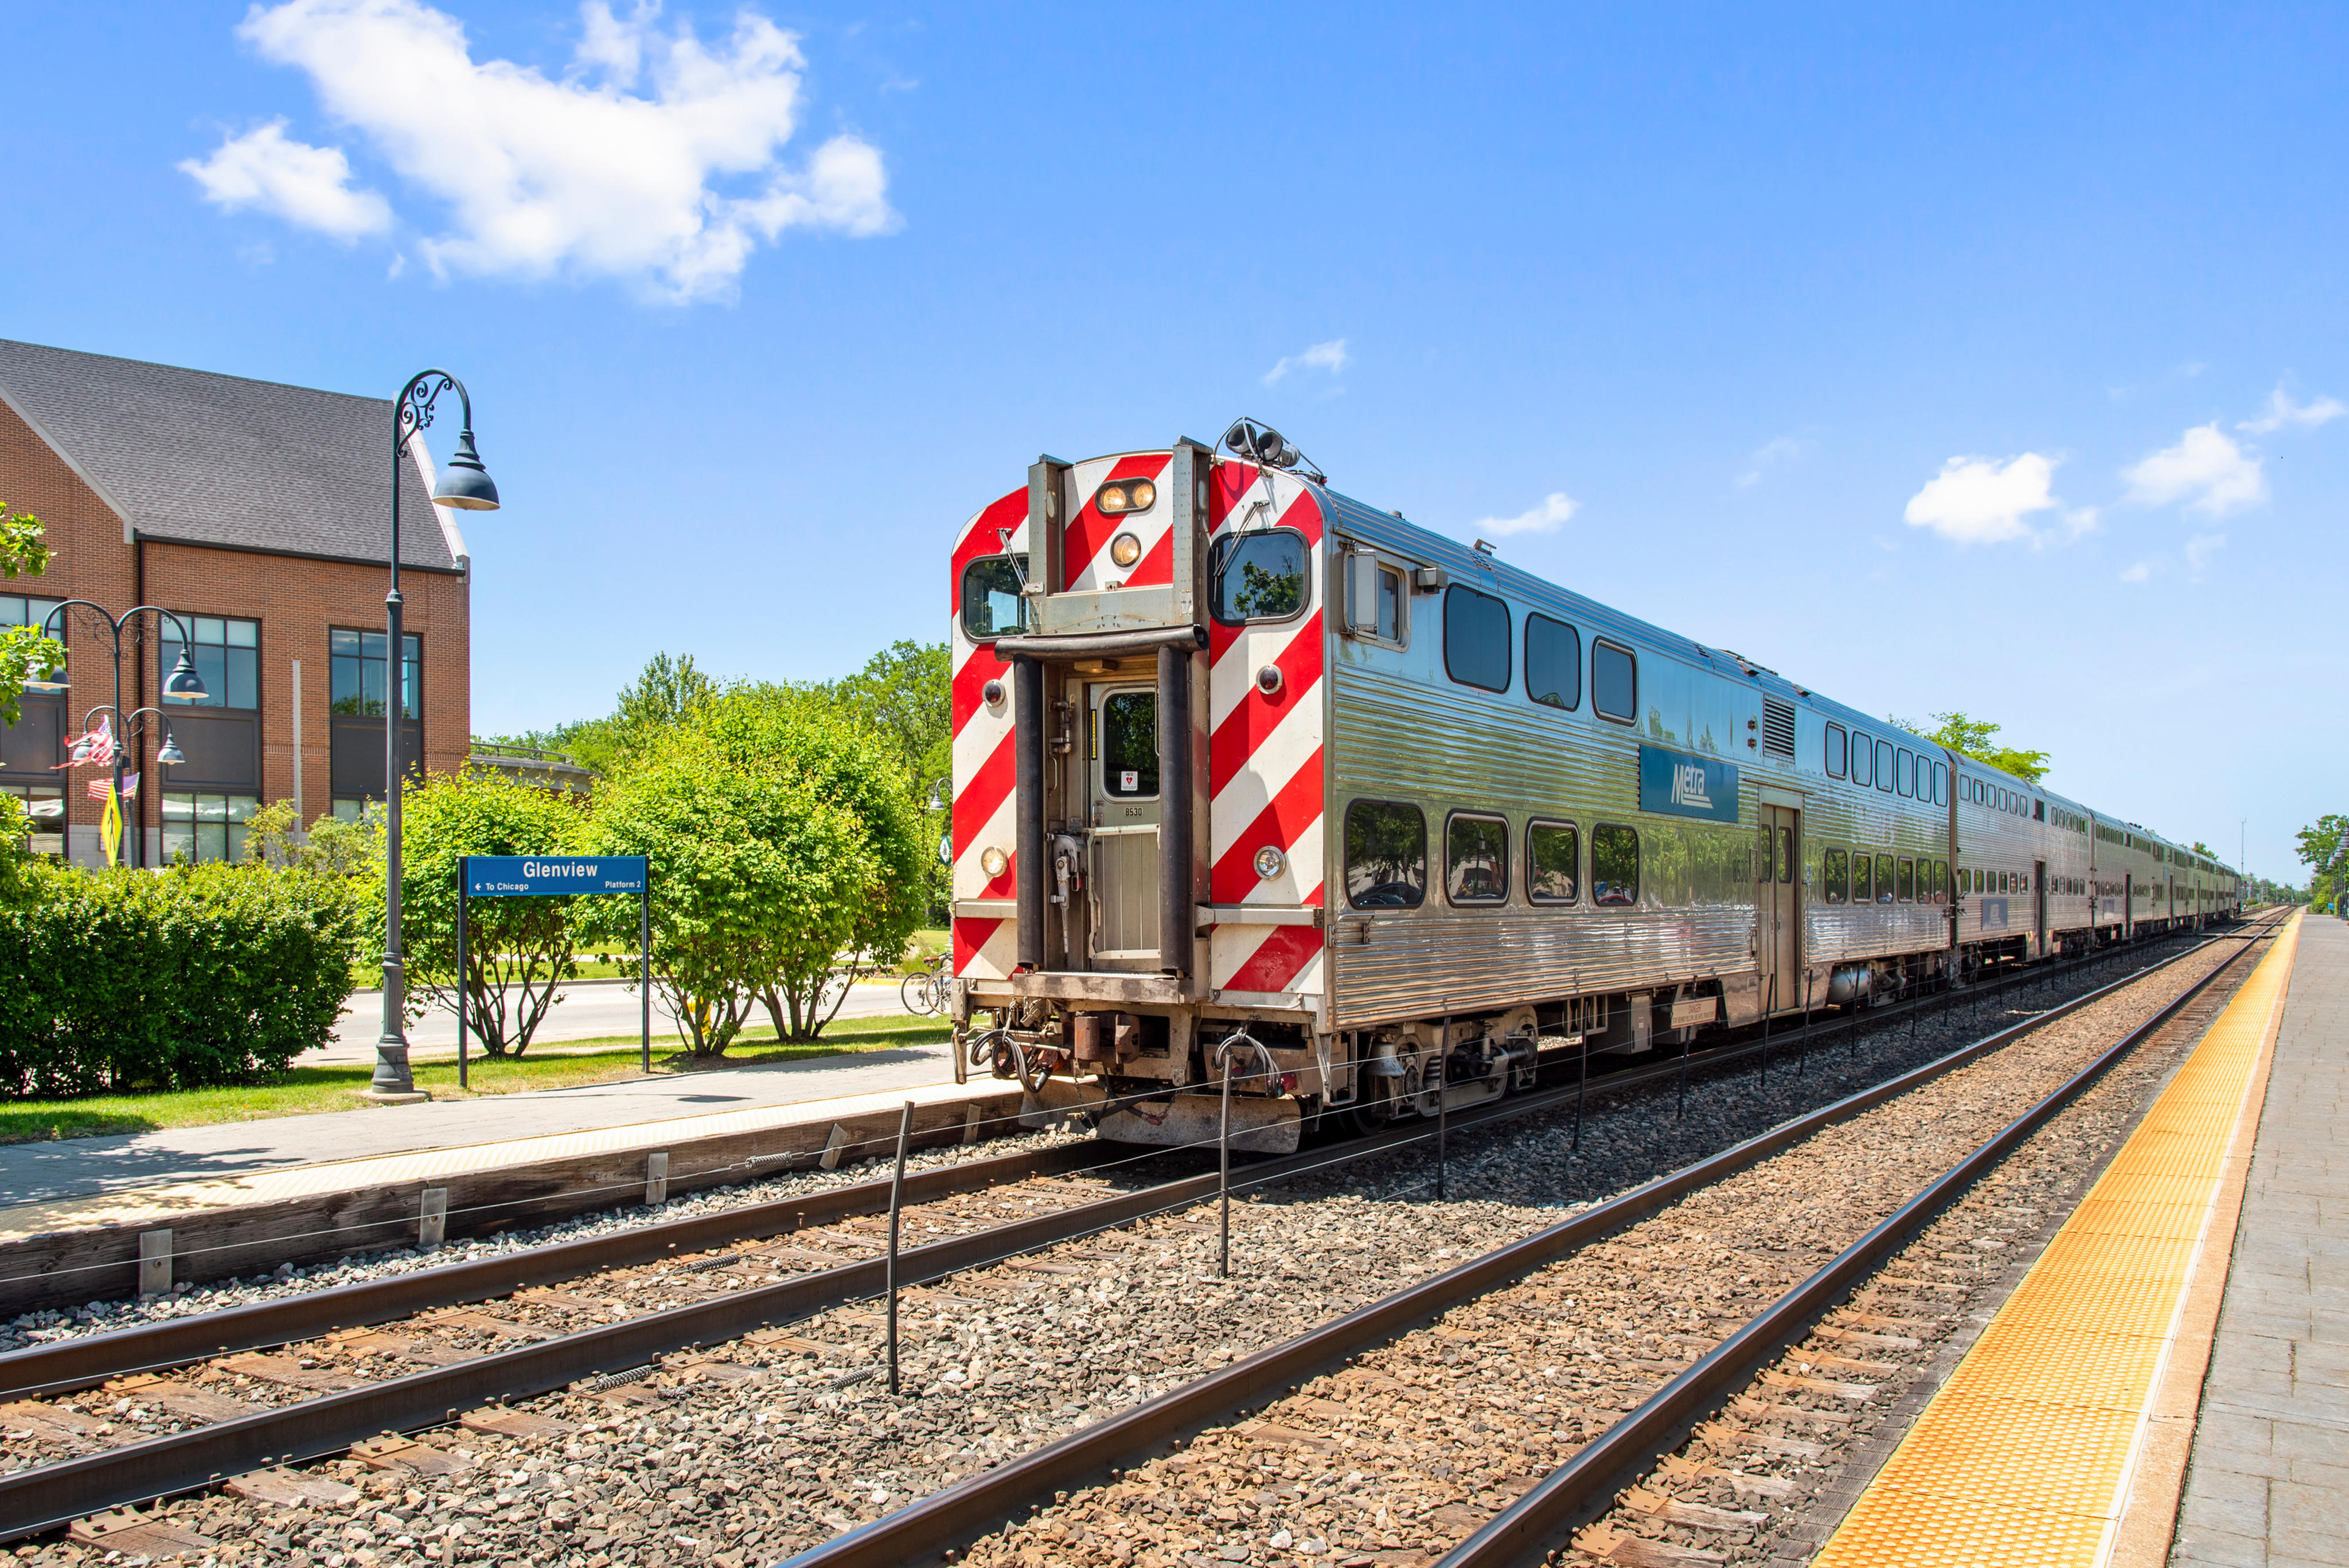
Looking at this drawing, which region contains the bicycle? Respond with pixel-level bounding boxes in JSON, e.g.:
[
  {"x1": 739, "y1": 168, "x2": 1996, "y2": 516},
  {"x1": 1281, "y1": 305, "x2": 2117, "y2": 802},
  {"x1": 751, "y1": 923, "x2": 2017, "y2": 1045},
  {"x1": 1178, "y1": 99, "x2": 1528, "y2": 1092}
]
[{"x1": 899, "y1": 951, "x2": 949, "y2": 1016}]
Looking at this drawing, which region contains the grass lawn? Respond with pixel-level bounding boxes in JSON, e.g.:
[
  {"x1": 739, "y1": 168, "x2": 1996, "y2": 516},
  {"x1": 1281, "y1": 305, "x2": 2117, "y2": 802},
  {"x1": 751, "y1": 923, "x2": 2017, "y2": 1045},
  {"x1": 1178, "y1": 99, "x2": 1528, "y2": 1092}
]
[{"x1": 0, "y1": 1013, "x2": 954, "y2": 1147}]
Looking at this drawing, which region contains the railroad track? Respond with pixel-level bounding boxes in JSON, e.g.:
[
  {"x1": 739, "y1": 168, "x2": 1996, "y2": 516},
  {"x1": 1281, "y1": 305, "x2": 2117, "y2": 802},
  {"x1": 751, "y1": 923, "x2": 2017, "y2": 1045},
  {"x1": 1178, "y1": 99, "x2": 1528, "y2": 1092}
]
[
  {"x1": 0, "y1": 923, "x2": 2237, "y2": 1555},
  {"x1": 772, "y1": 914, "x2": 2276, "y2": 1568}
]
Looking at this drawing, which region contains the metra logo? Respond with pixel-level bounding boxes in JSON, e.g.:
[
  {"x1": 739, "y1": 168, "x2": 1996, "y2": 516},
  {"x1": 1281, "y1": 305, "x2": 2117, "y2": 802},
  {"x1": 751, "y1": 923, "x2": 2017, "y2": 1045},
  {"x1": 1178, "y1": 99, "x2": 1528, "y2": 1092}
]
[{"x1": 1670, "y1": 764, "x2": 1712, "y2": 811}]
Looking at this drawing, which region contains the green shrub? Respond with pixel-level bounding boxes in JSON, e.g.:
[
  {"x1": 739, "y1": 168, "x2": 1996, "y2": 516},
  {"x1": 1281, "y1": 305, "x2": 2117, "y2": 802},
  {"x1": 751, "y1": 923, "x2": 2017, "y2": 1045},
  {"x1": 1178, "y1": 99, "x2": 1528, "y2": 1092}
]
[{"x1": 0, "y1": 862, "x2": 366, "y2": 1097}]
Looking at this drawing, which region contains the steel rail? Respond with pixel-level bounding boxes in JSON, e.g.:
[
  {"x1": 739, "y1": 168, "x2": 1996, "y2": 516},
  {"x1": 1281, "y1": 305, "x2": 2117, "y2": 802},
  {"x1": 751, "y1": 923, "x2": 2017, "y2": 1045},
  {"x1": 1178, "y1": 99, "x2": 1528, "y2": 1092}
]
[
  {"x1": 1434, "y1": 912, "x2": 2281, "y2": 1568},
  {"x1": 771, "y1": 920, "x2": 2261, "y2": 1568},
  {"x1": 3, "y1": 927, "x2": 2170, "y2": 1406},
  {"x1": 0, "y1": 926, "x2": 2235, "y2": 1541}
]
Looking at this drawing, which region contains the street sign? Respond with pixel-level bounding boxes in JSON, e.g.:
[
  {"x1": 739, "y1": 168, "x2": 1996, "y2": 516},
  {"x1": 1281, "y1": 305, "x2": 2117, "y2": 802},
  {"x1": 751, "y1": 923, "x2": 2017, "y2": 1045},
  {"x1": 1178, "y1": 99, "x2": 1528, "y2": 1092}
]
[{"x1": 463, "y1": 855, "x2": 647, "y2": 896}]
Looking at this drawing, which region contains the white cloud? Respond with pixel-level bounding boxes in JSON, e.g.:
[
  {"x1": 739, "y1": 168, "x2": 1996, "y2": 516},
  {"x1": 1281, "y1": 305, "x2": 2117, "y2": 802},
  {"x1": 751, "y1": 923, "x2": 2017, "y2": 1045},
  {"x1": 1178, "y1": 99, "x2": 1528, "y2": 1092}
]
[
  {"x1": 1735, "y1": 435, "x2": 1812, "y2": 488},
  {"x1": 2120, "y1": 560, "x2": 2152, "y2": 584},
  {"x1": 178, "y1": 119, "x2": 392, "y2": 240},
  {"x1": 2185, "y1": 532, "x2": 2227, "y2": 576},
  {"x1": 2120, "y1": 423, "x2": 2266, "y2": 516},
  {"x1": 1471, "y1": 492, "x2": 1578, "y2": 539},
  {"x1": 1902, "y1": 452, "x2": 2076, "y2": 545},
  {"x1": 1262, "y1": 338, "x2": 1348, "y2": 386},
  {"x1": 2239, "y1": 387, "x2": 2346, "y2": 434},
  {"x1": 202, "y1": 0, "x2": 896, "y2": 301}
]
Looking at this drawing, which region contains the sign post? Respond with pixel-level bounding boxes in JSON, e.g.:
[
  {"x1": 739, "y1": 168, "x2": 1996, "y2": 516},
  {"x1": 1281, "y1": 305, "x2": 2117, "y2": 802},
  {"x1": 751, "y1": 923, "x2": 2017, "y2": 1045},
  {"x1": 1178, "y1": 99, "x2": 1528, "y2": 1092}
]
[{"x1": 455, "y1": 855, "x2": 653, "y2": 1085}]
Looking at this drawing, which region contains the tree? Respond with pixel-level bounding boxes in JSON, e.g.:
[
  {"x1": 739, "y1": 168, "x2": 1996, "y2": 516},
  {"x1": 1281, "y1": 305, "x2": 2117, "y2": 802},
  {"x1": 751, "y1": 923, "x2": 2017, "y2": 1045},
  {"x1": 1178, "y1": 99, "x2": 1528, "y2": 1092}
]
[
  {"x1": 1890, "y1": 711, "x2": 2051, "y2": 785},
  {"x1": 2295, "y1": 815, "x2": 2347, "y2": 913},
  {"x1": 0, "y1": 503, "x2": 64, "y2": 728},
  {"x1": 394, "y1": 770, "x2": 594, "y2": 1057},
  {"x1": 690, "y1": 689, "x2": 930, "y2": 1040},
  {"x1": 812, "y1": 639, "x2": 950, "y2": 922},
  {"x1": 586, "y1": 727, "x2": 873, "y2": 1058}
]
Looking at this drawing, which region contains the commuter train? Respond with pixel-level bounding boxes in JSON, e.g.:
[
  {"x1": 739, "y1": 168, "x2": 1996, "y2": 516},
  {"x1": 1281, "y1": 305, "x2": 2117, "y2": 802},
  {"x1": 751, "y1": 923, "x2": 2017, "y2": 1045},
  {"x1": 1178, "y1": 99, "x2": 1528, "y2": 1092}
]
[{"x1": 946, "y1": 425, "x2": 2241, "y2": 1152}]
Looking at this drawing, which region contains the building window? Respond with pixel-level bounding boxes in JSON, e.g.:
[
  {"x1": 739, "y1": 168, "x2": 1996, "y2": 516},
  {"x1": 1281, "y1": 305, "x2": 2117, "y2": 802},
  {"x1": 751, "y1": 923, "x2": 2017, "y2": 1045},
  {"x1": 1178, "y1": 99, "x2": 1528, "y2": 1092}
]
[
  {"x1": 1823, "y1": 847, "x2": 1848, "y2": 903},
  {"x1": 1593, "y1": 641, "x2": 1637, "y2": 723},
  {"x1": 1, "y1": 782, "x2": 64, "y2": 857},
  {"x1": 1524, "y1": 614, "x2": 1581, "y2": 710},
  {"x1": 1527, "y1": 820, "x2": 1579, "y2": 903},
  {"x1": 1442, "y1": 586, "x2": 1511, "y2": 692},
  {"x1": 1210, "y1": 531, "x2": 1310, "y2": 623},
  {"x1": 163, "y1": 791, "x2": 259, "y2": 863},
  {"x1": 958, "y1": 556, "x2": 1029, "y2": 641},
  {"x1": 1345, "y1": 799, "x2": 1426, "y2": 908},
  {"x1": 1445, "y1": 812, "x2": 1509, "y2": 904},
  {"x1": 1591, "y1": 824, "x2": 1639, "y2": 905},
  {"x1": 1824, "y1": 723, "x2": 1847, "y2": 778},
  {"x1": 157, "y1": 616, "x2": 259, "y2": 709},
  {"x1": 1, "y1": 596, "x2": 67, "y2": 687},
  {"x1": 331, "y1": 629, "x2": 419, "y2": 719}
]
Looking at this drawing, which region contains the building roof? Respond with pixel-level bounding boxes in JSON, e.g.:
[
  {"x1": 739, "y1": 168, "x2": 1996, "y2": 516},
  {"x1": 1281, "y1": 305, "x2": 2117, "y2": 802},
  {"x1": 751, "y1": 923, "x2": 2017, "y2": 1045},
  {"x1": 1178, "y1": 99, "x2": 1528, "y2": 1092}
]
[{"x1": 0, "y1": 338, "x2": 465, "y2": 572}]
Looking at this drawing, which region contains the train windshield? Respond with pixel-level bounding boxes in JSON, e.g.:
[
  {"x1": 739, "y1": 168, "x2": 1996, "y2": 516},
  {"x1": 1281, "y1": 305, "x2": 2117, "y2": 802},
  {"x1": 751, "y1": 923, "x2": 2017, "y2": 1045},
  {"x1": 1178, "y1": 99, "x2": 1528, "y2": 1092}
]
[{"x1": 960, "y1": 555, "x2": 1029, "y2": 641}]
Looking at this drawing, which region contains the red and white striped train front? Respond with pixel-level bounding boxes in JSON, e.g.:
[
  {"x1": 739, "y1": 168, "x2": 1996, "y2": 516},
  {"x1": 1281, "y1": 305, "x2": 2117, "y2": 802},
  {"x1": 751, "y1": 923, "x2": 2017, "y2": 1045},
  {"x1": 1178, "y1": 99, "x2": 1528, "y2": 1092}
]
[{"x1": 947, "y1": 443, "x2": 1329, "y2": 1152}]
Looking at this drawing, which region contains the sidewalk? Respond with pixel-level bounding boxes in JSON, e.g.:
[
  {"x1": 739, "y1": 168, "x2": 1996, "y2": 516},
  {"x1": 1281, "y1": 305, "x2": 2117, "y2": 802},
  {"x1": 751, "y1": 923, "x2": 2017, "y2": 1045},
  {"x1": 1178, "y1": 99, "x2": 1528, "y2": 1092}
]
[
  {"x1": 310, "y1": 978, "x2": 918, "y2": 1066},
  {"x1": 0, "y1": 1033, "x2": 965, "y2": 1214}
]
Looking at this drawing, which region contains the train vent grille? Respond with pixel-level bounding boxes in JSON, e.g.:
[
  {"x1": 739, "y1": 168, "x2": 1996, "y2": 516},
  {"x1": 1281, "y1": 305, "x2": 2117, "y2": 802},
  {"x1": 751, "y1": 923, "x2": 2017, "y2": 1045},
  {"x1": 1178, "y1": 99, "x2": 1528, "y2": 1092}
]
[{"x1": 1762, "y1": 697, "x2": 1797, "y2": 758}]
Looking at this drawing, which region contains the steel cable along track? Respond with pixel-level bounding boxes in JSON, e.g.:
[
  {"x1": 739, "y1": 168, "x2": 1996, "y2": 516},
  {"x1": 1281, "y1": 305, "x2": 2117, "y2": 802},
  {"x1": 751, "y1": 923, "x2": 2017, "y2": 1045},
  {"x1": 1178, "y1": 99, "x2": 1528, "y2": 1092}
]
[
  {"x1": 0, "y1": 925, "x2": 2231, "y2": 1542},
  {"x1": 772, "y1": 919, "x2": 2267, "y2": 1568}
]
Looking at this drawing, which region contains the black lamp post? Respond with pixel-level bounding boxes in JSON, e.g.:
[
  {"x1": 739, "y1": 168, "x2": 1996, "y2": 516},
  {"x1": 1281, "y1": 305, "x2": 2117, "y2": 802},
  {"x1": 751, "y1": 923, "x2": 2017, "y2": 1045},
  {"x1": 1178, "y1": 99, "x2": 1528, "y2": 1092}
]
[
  {"x1": 372, "y1": 370, "x2": 500, "y2": 1099},
  {"x1": 37, "y1": 602, "x2": 206, "y2": 867}
]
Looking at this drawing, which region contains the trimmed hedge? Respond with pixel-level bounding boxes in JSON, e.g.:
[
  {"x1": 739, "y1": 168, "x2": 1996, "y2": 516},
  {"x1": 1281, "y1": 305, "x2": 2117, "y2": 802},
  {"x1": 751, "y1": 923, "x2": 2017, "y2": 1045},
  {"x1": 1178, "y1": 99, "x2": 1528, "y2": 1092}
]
[{"x1": 0, "y1": 863, "x2": 366, "y2": 1097}]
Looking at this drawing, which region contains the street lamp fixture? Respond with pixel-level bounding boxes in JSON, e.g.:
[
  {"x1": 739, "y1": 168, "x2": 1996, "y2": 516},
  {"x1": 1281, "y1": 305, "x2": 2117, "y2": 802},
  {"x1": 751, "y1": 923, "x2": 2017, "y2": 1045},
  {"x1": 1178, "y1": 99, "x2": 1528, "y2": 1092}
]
[
  {"x1": 371, "y1": 369, "x2": 501, "y2": 1101},
  {"x1": 163, "y1": 648, "x2": 208, "y2": 700},
  {"x1": 155, "y1": 726, "x2": 185, "y2": 768}
]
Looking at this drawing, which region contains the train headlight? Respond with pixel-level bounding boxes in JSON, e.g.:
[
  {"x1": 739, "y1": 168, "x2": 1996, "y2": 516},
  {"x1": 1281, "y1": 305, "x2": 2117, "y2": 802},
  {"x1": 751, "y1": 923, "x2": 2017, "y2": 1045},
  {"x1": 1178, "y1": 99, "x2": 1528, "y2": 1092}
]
[
  {"x1": 982, "y1": 678, "x2": 1006, "y2": 708},
  {"x1": 1109, "y1": 532, "x2": 1144, "y2": 567},
  {"x1": 980, "y1": 846, "x2": 1010, "y2": 880},
  {"x1": 1254, "y1": 845, "x2": 1285, "y2": 880},
  {"x1": 1095, "y1": 479, "x2": 1156, "y2": 515}
]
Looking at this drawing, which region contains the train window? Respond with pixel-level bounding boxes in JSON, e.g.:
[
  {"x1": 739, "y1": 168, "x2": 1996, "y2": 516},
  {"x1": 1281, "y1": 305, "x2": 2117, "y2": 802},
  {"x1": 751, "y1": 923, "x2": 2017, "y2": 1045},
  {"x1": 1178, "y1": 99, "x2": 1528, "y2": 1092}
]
[
  {"x1": 1443, "y1": 586, "x2": 1512, "y2": 693},
  {"x1": 1100, "y1": 691, "x2": 1159, "y2": 798},
  {"x1": 1777, "y1": 826, "x2": 1793, "y2": 884},
  {"x1": 1897, "y1": 857, "x2": 1915, "y2": 901},
  {"x1": 1527, "y1": 821, "x2": 1579, "y2": 903},
  {"x1": 1591, "y1": 824, "x2": 1640, "y2": 906},
  {"x1": 1446, "y1": 813, "x2": 1509, "y2": 904},
  {"x1": 1344, "y1": 800, "x2": 1427, "y2": 909},
  {"x1": 1851, "y1": 731, "x2": 1874, "y2": 789},
  {"x1": 1825, "y1": 723, "x2": 1847, "y2": 778},
  {"x1": 1525, "y1": 614, "x2": 1581, "y2": 710},
  {"x1": 1593, "y1": 641, "x2": 1637, "y2": 723},
  {"x1": 1876, "y1": 739, "x2": 1896, "y2": 793},
  {"x1": 1852, "y1": 852, "x2": 1874, "y2": 904},
  {"x1": 1935, "y1": 861, "x2": 1948, "y2": 902},
  {"x1": 959, "y1": 555, "x2": 1031, "y2": 642},
  {"x1": 1875, "y1": 853, "x2": 1895, "y2": 904},
  {"x1": 1823, "y1": 848, "x2": 1848, "y2": 903},
  {"x1": 1209, "y1": 530, "x2": 1310, "y2": 624},
  {"x1": 1895, "y1": 748, "x2": 1913, "y2": 798},
  {"x1": 1933, "y1": 762, "x2": 1946, "y2": 804},
  {"x1": 2034, "y1": 799, "x2": 2045, "y2": 821}
]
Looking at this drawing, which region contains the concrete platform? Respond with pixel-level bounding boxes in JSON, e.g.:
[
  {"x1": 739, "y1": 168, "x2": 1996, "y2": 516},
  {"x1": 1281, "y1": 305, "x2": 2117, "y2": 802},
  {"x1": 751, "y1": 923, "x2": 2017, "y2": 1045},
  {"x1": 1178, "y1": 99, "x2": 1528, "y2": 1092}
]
[
  {"x1": 2171, "y1": 914, "x2": 2349, "y2": 1568},
  {"x1": 0, "y1": 1037, "x2": 1021, "y2": 1315}
]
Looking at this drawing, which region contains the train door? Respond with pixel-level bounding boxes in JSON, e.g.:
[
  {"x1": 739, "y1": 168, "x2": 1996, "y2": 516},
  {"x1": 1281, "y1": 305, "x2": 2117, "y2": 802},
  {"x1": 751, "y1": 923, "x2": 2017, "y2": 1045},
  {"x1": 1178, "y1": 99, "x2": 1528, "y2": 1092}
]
[
  {"x1": 2034, "y1": 859, "x2": 2047, "y2": 957},
  {"x1": 1088, "y1": 683, "x2": 1161, "y2": 966},
  {"x1": 1758, "y1": 805, "x2": 1800, "y2": 1012}
]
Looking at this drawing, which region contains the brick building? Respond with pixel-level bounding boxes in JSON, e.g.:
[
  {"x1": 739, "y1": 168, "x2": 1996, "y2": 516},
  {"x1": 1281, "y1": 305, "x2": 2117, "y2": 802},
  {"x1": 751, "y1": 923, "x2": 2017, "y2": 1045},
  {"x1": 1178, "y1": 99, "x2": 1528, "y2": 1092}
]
[{"x1": 0, "y1": 340, "x2": 471, "y2": 866}]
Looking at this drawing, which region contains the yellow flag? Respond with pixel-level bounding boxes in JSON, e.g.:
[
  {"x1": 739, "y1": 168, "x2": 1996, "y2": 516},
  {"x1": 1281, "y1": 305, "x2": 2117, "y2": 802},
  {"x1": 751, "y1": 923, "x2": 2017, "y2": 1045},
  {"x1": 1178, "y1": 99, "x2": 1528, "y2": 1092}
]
[{"x1": 100, "y1": 781, "x2": 120, "y2": 868}]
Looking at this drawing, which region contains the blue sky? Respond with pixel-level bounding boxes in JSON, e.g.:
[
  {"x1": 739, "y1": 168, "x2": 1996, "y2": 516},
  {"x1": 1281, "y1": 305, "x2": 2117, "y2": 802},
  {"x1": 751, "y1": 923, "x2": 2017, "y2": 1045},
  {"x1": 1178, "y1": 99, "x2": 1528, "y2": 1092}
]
[{"x1": 3, "y1": 3, "x2": 2342, "y2": 880}]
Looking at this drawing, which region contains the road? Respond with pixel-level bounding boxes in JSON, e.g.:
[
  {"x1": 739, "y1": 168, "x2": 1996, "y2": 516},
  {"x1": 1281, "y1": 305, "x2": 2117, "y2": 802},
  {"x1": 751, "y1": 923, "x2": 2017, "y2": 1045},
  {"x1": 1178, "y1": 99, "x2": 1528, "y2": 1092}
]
[{"x1": 311, "y1": 978, "x2": 929, "y2": 1066}]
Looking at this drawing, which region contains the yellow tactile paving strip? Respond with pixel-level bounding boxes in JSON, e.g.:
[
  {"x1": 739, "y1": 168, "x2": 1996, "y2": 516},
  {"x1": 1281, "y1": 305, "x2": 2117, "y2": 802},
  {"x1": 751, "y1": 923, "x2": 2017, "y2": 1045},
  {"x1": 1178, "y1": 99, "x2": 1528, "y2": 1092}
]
[{"x1": 1813, "y1": 916, "x2": 2299, "y2": 1568}]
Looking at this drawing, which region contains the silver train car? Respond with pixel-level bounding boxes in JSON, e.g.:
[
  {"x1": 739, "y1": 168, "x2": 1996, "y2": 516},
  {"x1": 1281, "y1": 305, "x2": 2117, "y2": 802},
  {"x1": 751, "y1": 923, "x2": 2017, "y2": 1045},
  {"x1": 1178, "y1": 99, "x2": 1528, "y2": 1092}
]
[{"x1": 945, "y1": 427, "x2": 2241, "y2": 1153}]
